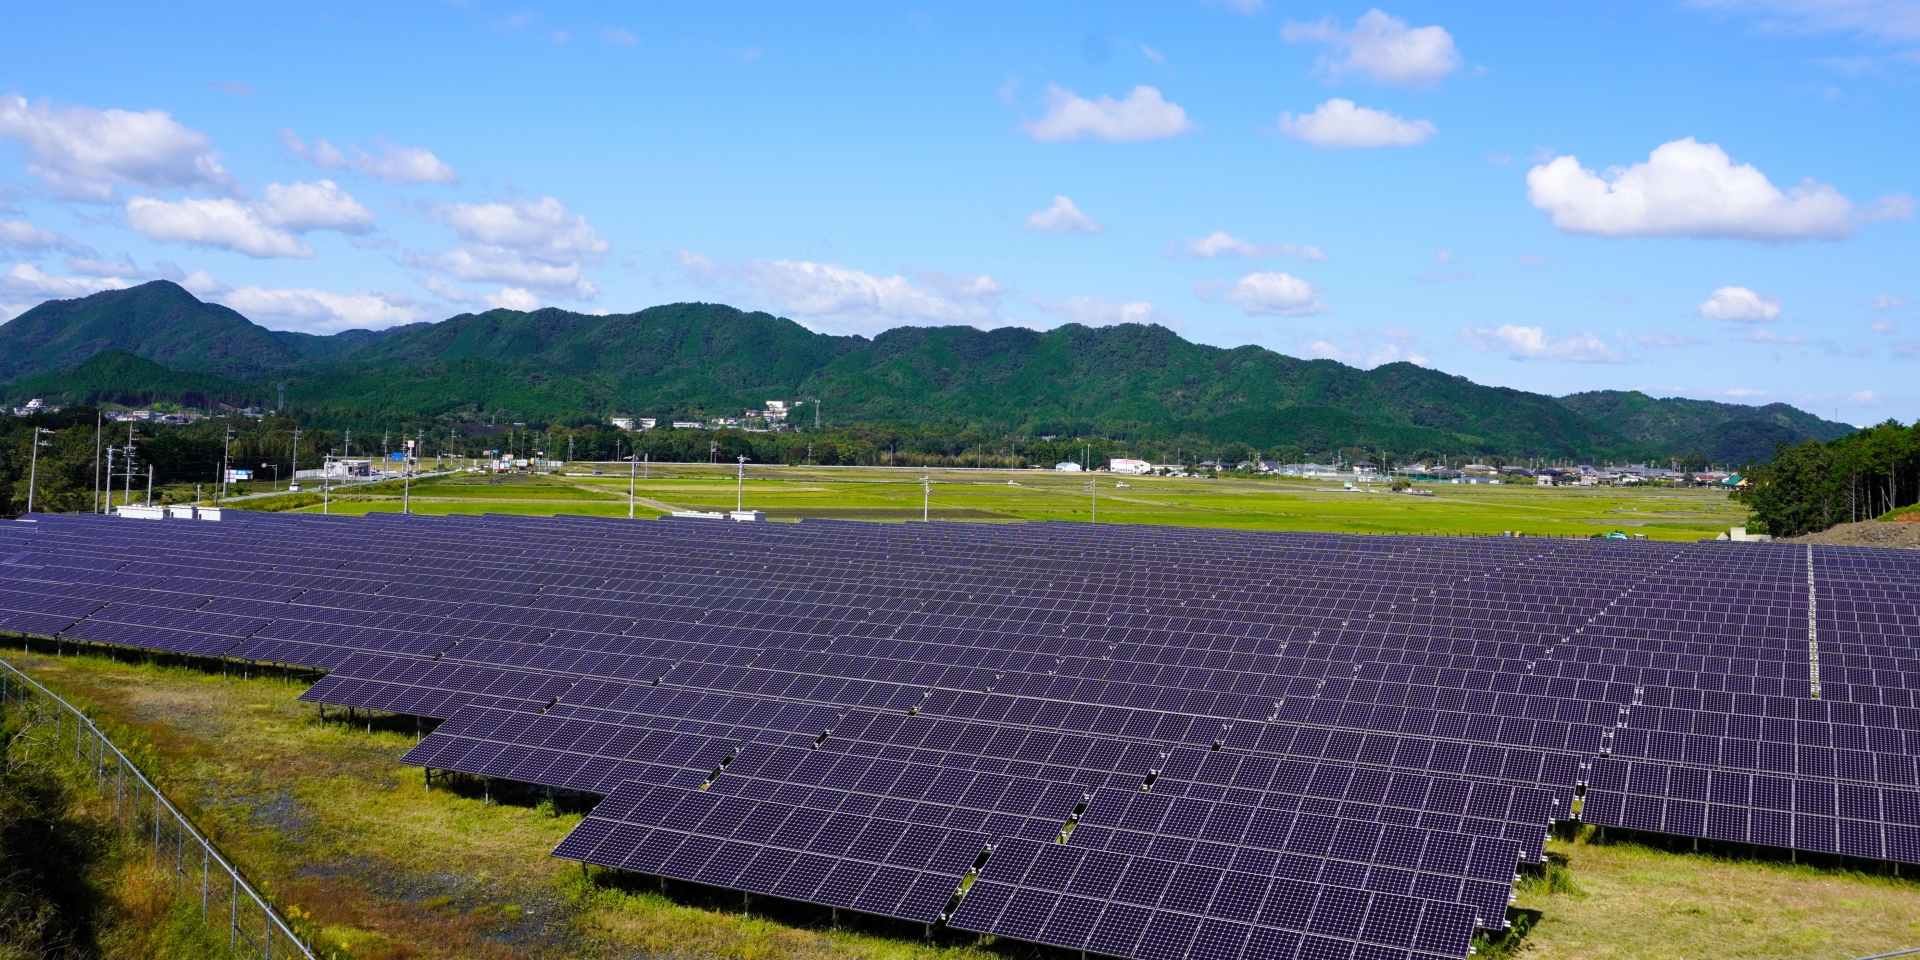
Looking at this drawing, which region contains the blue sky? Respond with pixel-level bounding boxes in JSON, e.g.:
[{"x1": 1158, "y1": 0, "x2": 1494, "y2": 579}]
[{"x1": 2, "y1": 2, "x2": 1917, "y2": 423}]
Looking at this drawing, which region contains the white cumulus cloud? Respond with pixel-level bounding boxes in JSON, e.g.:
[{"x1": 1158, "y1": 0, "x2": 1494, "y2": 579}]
[
  {"x1": 407, "y1": 247, "x2": 590, "y2": 296},
  {"x1": 1875, "y1": 294, "x2": 1908, "y2": 309},
  {"x1": 1, "y1": 262, "x2": 129, "y2": 297},
  {"x1": 1025, "y1": 196, "x2": 1103, "y2": 233},
  {"x1": 277, "y1": 129, "x2": 348, "y2": 169},
  {"x1": 1031, "y1": 295, "x2": 1173, "y2": 328},
  {"x1": 64, "y1": 255, "x2": 142, "y2": 278},
  {"x1": 1278, "y1": 99, "x2": 1435, "y2": 149},
  {"x1": 126, "y1": 197, "x2": 312, "y2": 258},
  {"x1": 739, "y1": 260, "x2": 1001, "y2": 331},
  {"x1": 1022, "y1": 85, "x2": 1194, "y2": 143},
  {"x1": 0, "y1": 94, "x2": 232, "y2": 201},
  {"x1": 0, "y1": 263, "x2": 130, "y2": 320},
  {"x1": 259, "y1": 180, "x2": 375, "y2": 233},
  {"x1": 1302, "y1": 327, "x2": 1429, "y2": 367},
  {"x1": 124, "y1": 179, "x2": 374, "y2": 257},
  {"x1": 1463, "y1": 325, "x2": 1627, "y2": 362},
  {"x1": 352, "y1": 138, "x2": 458, "y2": 184},
  {"x1": 1283, "y1": 9, "x2": 1462, "y2": 88},
  {"x1": 423, "y1": 196, "x2": 607, "y2": 262},
  {"x1": 1698, "y1": 285, "x2": 1781, "y2": 321},
  {"x1": 279, "y1": 130, "x2": 457, "y2": 183},
  {"x1": 1179, "y1": 231, "x2": 1326, "y2": 261},
  {"x1": 419, "y1": 275, "x2": 545, "y2": 312},
  {"x1": 408, "y1": 196, "x2": 606, "y2": 299},
  {"x1": 1525, "y1": 138, "x2": 1890, "y2": 241},
  {"x1": 1226, "y1": 271, "x2": 1324, "y2": 316},
  {"x1": 0, "y1": 218, "x2": 89, "y2": 253},
  {"x1": 216, "y1": 283, "x2": 430, "y2": 333}
]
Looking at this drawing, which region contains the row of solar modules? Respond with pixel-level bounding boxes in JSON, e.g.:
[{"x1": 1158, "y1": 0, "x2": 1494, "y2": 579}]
[
  {"x1": 0, "y1": 514, "x2": 1589, "y2": 956},
  {"x1": 3, "y1": 513, "x2": 1916, "y2": 960}
]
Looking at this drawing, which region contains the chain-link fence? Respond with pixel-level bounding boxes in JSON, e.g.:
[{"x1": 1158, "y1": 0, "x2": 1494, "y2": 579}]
[{"x1": 0, "y1": 657, "x2": 316, "y2": 959}]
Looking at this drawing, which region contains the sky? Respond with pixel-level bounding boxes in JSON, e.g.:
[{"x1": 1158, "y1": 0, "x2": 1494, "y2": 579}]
[{"x1": 1, "y1": 1, "x2": 1917, "y2": 424}]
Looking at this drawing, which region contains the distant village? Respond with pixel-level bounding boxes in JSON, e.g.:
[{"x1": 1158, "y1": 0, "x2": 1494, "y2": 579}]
[
  {"x1": 1061, "y1": 457, "x2": 1741, "y2": 488},
  {"x1": 11, "y1": 395, "x2": 1739, "y2": 487}
]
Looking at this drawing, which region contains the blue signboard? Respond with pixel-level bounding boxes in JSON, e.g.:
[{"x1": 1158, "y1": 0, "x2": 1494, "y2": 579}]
[{"x1": 389, "y1": 452, "x2": 405, "y2": 461}]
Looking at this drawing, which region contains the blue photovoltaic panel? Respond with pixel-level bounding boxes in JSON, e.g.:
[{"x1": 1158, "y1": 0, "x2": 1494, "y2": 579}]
[{"x1": 6, "y1": 511, "x2": 1920, "y2": 960}]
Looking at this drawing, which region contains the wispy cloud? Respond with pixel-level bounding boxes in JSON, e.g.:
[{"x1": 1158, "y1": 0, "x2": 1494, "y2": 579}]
[
  {"x1": 1174, "y1": 231, "x2": 1325, "y2": 261},
  {"x1": 1463, "y1": 325, "x2": 1628, "y2": 362},
  {"x1": 1022, "y1": 85, "x2": 1194, "y2": 143}
]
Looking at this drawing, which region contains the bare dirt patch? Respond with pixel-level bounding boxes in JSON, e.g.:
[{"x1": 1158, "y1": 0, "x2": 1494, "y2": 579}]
[{"x1": 1788, "y1": 521, "x2": 1920, "y2": 547}]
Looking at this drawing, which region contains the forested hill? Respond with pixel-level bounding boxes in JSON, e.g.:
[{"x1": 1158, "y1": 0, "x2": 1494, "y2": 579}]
[{"x1": 0, "y1": 281, "x2": 1854, "y2": 463}]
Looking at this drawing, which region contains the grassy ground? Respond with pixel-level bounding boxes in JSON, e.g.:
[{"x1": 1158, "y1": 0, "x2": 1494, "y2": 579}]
[
  {"x1": 12, "y1": 650, "x2": 1917, "y2": 960},
  {"x1": 1509, "y1": 832, "x2": 1920, "y2": 959},
  {"x1": 7, "y1": 650, "x2": 1004, "y2": 960},
  {"x1": 271, "y1": 465, "x2": 1746, "y2": 541},
  {"x1": 0, "y1": 686, "x2": 237, "y2": 959}
]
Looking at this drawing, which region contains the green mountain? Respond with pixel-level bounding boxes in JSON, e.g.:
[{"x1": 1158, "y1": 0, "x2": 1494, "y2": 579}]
[
  {"x1": 0, "y1": 350, "x2": 264, "y2": 410},
  {"x1": 0, "y1": 281, "x2": 402, "y2": 382},
  {"x1": 0, "y1": 281, "x2": 1855, "y2": 462},
  {"x1": 1556, "y1": 391, "x2": 1855, "y2": 466}
]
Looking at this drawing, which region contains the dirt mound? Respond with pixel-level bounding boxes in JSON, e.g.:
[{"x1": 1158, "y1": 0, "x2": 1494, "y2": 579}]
[{"x1": 1788, "y1": 521, "x2": 1920, "y2": 547}]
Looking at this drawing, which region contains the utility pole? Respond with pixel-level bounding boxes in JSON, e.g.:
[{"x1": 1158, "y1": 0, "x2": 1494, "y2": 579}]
[
  {"x1": 124, "y1": 423, "x2": 135, "y2": 507},
  {"x1": 628, "y1": 453, "x2": 637, "y2": 519},
  {"x1": 923, "y1": 474, "x2": 931, "y2": 522},
  {"x1": 290, "y1": 421, "x2": 300, "y2": 492},
  {"x1": 92, "y1": 410, "x2": 102, "y2": 514},
  {"x1": 709, "y1": 440, "x2": 717, "y2": 465},
  {"x1": 24, "y1": 427, "x2": 50, "y2": 514},
  {"x1": 220, "y1": 426, "x2": 234, "y2": 502},
  {"x1": 104, "y1": 447, "x2": 115, "y2": 511},
  {"x1": 644, "y1": 453, "x2": 649, "y2": 479},
  {"x1": 813, "y1": 397, "x2": 820, "y2": 430},
  {"x1": 737, "y1": 455, "x2": 748, "y2": 512},
  {"x1": 403, "y1": 439, "x2": 415, "y2": 513},
  {"x1": 145, "y1": 465, "x2": 154, "y2": 506}
]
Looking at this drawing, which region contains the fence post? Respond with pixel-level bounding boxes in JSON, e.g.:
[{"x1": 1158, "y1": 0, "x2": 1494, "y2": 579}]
[{"x1": 0, "y1": 658, "x2": 316, "y2": 959}]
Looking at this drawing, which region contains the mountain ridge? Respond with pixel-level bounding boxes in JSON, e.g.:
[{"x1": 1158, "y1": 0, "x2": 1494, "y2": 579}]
[{"x1": 0, "y1": 281, "x2": 1854, "y2": 463}]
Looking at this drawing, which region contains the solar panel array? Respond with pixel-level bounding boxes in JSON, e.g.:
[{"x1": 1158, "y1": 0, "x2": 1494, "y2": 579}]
[{"x1": 3, "y1": 511, "x2": 1918, "y2": 960}]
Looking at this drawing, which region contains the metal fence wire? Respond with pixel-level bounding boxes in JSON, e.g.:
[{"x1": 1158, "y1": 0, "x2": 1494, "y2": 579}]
[{"x1": 0, "y1": 658, "x2": 317, "y2": 960}]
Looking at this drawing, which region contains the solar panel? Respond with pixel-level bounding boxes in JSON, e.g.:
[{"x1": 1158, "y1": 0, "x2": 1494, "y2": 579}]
[{"x1": 10, "y1": 512, "x2": 1920, "y2": 960}]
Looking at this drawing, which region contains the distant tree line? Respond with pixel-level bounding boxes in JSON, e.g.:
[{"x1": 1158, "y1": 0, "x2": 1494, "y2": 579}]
[
  {"x1": 1734, "y1": 420, "x2": 1920, "y2": 537},
  {"x1": 1, "y1": 406, "x2": 1744, "y2": 517}
]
